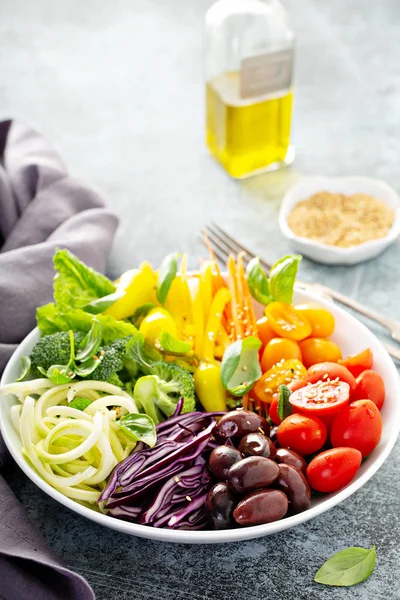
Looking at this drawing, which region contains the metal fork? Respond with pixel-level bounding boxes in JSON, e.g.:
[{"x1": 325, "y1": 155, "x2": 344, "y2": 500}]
[{"x1": 202, "y1": 223, "x2": 400, "y2": 363}]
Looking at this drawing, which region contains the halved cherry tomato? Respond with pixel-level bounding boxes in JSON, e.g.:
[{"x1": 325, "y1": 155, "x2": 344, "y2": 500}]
[
  {"x1": 299, "y1": 338, "x2": 342, "y2": 368},
  {"x1": 330, "y1": 399, "x2": 383, "y2": 457},
  {"x1": 352, "y1": 370, "x2": 385, "y2": 410},
  {"x1": 306, "y1": 447, "x2": 362, "y2": 493},
  {"x1": 265, "y1": 302, "x2": 312, "y2": 341},
  {"x1": 288, "y1": 379, "x2": 307, "y2": 393},
  {"x1": 277, "y1": 413, "x2": 327, "y2": 455},
  {"x1": 294, "y1": 304, "x2": 335, "y2": 338},
  {"x1": 261, "y1": 338, "x2": 302, "y2": 372},
  {"x1": 269, "y1": 397, "x2": 281, "y2": 425},
  {"x1": 305, "y1": 362, "x2": 356, "y2": 392},
  {"x1": 253, "y1": 359, "x2": 306, "y2": 404},
  {"x1": 339, "y1": 348, "x2": 373, "y2": 378},
  {"x1": 289, "y1": 380, "x2": 350, "y2": 416}
]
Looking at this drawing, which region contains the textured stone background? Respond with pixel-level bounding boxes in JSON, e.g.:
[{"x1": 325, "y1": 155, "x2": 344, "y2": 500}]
[{"x1": 1, "y1": 0, "x2": 400, "y2": 598}]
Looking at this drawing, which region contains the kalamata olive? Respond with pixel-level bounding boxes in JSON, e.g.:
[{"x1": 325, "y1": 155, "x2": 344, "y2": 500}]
[
  {"x1": 228, "y1": 456, "x2": 279, "y2": 494},
  {"x1": 209, "y1": 446, "x2": 243, "y2": 481},
  {"x1": 206, "y1": 482, "x2": 237, "y2": 529},
  {"x1": 276, "y1": 448, "x2": 307, "y2": 474},
  {"x1": 269, "y1": 426, "x2": 280, "y2": 446},
  {"x1": 233, "y1": 489, "x2": 288, "y2": 526},
  {"x1": 215, "y1": 410, "x2": 270, "y2": 441},
  {"x1": 239, "y1": 433, "x2": 276, "y2": 459},
  {"x1": 277, "y1": 464, "x2": 311, "y2": 514}
]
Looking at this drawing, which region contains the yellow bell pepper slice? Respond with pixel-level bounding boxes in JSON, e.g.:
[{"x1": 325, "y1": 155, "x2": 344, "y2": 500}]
[
  {"x1": 194, "y1": 362, "x2": 227, "y2": 412},
  {"x1": 139, "y1": 307, "x2": 178, "y2": 345},
  {"x1": 104, "y1": 262, "x2": 157, "y2": 321},
  {"x1": 202, "y1": 287, "x2": 231, "y2": 362}
]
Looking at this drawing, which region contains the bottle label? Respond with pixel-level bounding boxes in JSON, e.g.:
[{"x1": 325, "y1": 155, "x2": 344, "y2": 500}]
[{"x1": 240, "y1": 49, "x2": 293, "y2": 99}]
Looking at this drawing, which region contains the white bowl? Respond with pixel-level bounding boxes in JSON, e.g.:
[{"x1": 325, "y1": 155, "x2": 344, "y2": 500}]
[
  {"x1": 1, "y1": 287, "x2": 400, "y2": 544},
  {"x1": 279, "y1": 176, "x2": 400, "y2": 265}
]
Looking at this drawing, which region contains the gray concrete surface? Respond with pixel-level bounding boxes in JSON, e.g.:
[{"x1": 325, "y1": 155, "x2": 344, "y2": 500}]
[{"x1": 1, "y1": 0, "x2": 400, "y2": 598}]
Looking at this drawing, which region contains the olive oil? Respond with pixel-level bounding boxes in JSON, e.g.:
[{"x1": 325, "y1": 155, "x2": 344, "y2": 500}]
[{"x1": 206, "y1": 72, "x2": 293, "y2": 179}]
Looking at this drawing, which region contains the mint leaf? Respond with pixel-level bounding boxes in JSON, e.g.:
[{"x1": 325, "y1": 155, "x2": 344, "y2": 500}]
[
  {"x1": 118, "y1": 413, "x2": 157, "y2": 447},
  {"x1": 156, "y1": 253, "x2": 179, "y2": 304},
  {"x1": 46, "y1": 365, "x2": 75, "y2": 384},
  {"x1": 269, "y1": 254, "x2": 302, "y2": 304},
  {"x1": 159, "y1": 331, "x2": 191, "y2": 355},
  {"x1": 69, "y1": 397, "x2": 92, "y2": 411},
  {"x1": 278, "y1": 385, "x2": 292, "y2": 420},
  {"x1": 314, "y1": 546, "x2": 376, "y2": 587},
  {"x1": 221, "y1": 337, "x2": 262, "y2": 397},
  {"x1": 246, "y1": 257, "x2": 273, "y2": 305},
  {"x1": 76, "y1": 319, "x2": 102, "y2": 362}
]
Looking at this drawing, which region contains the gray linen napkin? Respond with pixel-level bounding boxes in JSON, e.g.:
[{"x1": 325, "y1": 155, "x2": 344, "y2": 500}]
[{"x1": 0, "y1": 119, "x2": 119, "y2": 599}]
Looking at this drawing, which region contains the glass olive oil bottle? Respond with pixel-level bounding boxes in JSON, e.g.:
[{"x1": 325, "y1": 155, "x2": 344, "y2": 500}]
[{"x1": 205, "y1": 0, "x2": 295, "y2": 179}]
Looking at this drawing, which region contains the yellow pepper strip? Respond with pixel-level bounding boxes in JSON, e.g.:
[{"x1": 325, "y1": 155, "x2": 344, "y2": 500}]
[
  {"x1": 190, "y1": 277, "x2": 204, "y2": 357},
  {"x1": 199, "y1": 261, "x2": 213, "y2": 326},
  {"x1": 194, "y1": 362, "x2": 227, "y2": 412},
  {"x1": 165, "y1": 275, "x2": 192, "y2": 340},
  {"x1": 213, "y1": 325, "x2": 231, "y2": 359},
  {"x1": 202, "y1": 287, "x2": 231, "y2": 362},
  {"x1": 104, "y1": 262, "x2": 157, "y2": 320}
]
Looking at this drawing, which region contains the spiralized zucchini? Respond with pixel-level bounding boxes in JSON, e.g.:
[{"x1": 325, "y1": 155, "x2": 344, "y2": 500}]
[{"x1": 0, "y1": 379, "x2": 140, "y2": 503}]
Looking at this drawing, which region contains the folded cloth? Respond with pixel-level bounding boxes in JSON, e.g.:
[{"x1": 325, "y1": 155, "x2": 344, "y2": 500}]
[{"x1": 0, "y1": 119, "x2": 119, "y2": 599}]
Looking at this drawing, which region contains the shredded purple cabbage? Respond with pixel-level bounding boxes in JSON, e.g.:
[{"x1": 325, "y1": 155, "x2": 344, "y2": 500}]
[{"x1": 100, "y1": 408, "x2": 224, "y2": 530}]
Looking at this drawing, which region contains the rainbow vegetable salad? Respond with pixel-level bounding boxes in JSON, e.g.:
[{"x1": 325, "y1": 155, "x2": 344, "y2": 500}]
[{"x1": 0, "y1": 249, "x2": 385, "y2": 530}]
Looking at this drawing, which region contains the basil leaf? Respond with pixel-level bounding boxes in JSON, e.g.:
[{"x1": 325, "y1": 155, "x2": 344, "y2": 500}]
[
  {"x1": 83, "y1": 289, "x2": 126, "y2": 315},
  {"x1": 16, "y1": 356, "x2": 31, "y2": 382},
  {"x1": 74, "y1": 357, "x2": 102, "y2": 377},
  {"x1": 221, "y1": 337, "x2": 262, "y2": 397},
  {"x1": 269, "y1": 254, "x2": 302, "y2": 304},
  {"x1": 159, "y1": 331, "x2": 191, "y2": 355},
  {"x1": 246, "y1": 257, "x2": 273, "y2": 305},
  {"x1": 126, "y1": 332, "x2": 162, "y2": 368},
  {"x1": 69, "y1": 397, "x2": 92, "y2": 411},
  {"x1": 314, "y1": 546, "x2": 376, "y2": 587},
  {"x1": 76, "y1": 319, "x2": 103, "y2": 362},
  {"x1": 156, "y1": 253, "x2": 179, "y2": 304},
  {"x1": 46, "y1": 365, "x2": 75, "y2": 384},
  {"x1": 278, "y1": 385, "x2": 292, "y2": 420},
  {"x1": 118, "y1": 413, "x2": 157, "y2": 448},
  {"x1": 131, "y1": 302, "x2": 156, "y2": 327}
]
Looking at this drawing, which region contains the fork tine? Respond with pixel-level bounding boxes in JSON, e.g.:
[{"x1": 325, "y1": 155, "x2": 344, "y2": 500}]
[
  {"x1": 199, "y1": 232, "x2": 230, "y2": 266},
  {"x1": 208, "y1": 223, "x2": 272, "y2": 273}
]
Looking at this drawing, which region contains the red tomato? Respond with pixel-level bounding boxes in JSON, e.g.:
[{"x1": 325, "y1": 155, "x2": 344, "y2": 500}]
[
  {"x1": 289, "y1": 380, "x2": 350, "y2": 416},
  {"x1": 277, "y1": 413, "x2": 327, "y2": 455},
  {"x1": 269, "y1": 397, "x2": 281, "y2": 425},
  {"x1": 306, "y1": 447, "x2": 362, "y2": 493},
  {"x1": 330, "y1": 399, "x2": 383, "y2": 457},
  {"x1": 305, "y1": 362, "x2": 356, "y2": 392},
  {"x1": 299, "y1": 338, "x2": 342, "y2": 368},
  {"x1": 353, "y1": 370, "x2": 385, "y2": 410},
  {"x1": 288, "y1": 379, "x2": 308, "y2": 393},
  {"x1": 339, "y1": 348, "x2": 373, "y2": 378}
]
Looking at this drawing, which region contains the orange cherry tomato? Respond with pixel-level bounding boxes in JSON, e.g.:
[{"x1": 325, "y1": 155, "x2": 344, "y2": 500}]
[
  {"x1": 294, "y1": 304, "x2": 335, "y2": 338},
  {"x1": 289, "y1": 379, "x2": 350, "y2": 416},
  {"x1": 339, "y1": 348, "x2": 373, "y2": 378},
  {"x1": 299, "y1": 338, "x2": 342, "y2": 368},
  {"x1": 253, "y1": 359, "x2": 306, "y2": 405},
  {"x1": 261, "y1": 338, "x2": 302, "y2": 372},
  {"x1": 265, "y1": 302, "x2": 312, "y2": 342},
  {"x1": 257, "y1": 316, "x2": 277, "y2": 346}
]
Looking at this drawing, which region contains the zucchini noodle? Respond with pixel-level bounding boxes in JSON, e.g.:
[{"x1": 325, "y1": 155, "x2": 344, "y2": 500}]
[{"x1": 0, "y1": 378, "x2": 141, "y2": 504}]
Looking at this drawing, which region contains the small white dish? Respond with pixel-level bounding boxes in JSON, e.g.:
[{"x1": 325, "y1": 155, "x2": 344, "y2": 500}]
[
  {"x1": 279, "y1": 176, "x2": 400, "y2": 265},
  {"x1": 1, "y1": 287, "x2": 400, "y2": 544}
]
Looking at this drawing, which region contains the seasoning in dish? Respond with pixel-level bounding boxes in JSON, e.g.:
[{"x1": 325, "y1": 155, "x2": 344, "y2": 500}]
[{"x1": 287, "y1": 192, "x2": 395, "y2": 248}]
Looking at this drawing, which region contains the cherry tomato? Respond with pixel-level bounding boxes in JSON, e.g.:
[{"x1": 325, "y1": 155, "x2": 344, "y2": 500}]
[
  {"x1": 294, "y1": 304, "x2": 335, "y2": 338},
  {"x1": 352, "y1": 370, "x2": 385, "y2": 410},
  {"x1": 253, "y1": 359, "x2": 306, "y2": 405},
  {"x1": 339, "y1": 348, "x2": 373, "y2": 378},
  {"x1": 261, "y1": 338, "x2": 302, "y2": 372},
  {"x1": 269, "y1": 397, "x2": 281, "y2": 425},
  {"x1": 299, "y1": 338, "x2": 342, "y2": 368},
  {"x1": 330, "y1": 399, "x2": 383, "y2": 457},
  {"x1": 277, "y1": 413, "x2": 327, "y2": 455},
  {"x1": 305, "y1": 362, "x2": 356, "y2": 392},
  {"x1": 306, "y1": 447, "x2": 362, "y2": 493},
  {"x1": 257, "y1": 316, "x2": 277, "y2": 347},
  {"x1": 288, "y1": 379, "x2": 307, "y2": 392},
  {"x1": 289, "y1": 380, "x2": 350, "y2": 416},
  {"x1": 265, "y1": 302, "x2": 312, "y2": 341}
]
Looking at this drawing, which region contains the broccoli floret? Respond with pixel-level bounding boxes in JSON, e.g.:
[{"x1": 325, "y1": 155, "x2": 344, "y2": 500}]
[
  {"x1": 133, "y1": 361, "x2": 195, "y2": 424},
  {"x1": 87, "y1": 337, "x2": 131, "y2": 384},
  {"x1": 30, "y1": 331, "x2": 84, "y2": 376}
]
